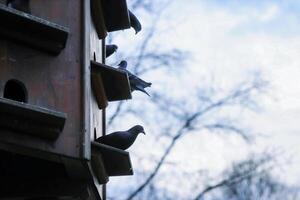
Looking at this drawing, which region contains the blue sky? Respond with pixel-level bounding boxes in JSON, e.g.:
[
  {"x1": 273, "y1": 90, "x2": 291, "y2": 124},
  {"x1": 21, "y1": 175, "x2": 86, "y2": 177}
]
[
  {"x1": 166, "y1": 0, "x2": 300, "y2": 185},
  {"x1": 107, "y1": 0, "x2": 300, "y2": 198},
  {"x1": 179, "y1": 0, "x2": 300, "y2": 183}
]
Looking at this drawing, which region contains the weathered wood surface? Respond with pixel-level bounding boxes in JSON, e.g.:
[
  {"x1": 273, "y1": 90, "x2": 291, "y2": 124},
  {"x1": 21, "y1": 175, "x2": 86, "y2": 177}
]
[
  {"x1": 0, "y1": 97, "x2": 66, "y2": 140},
  {"x1": 0, "y1": 3, "x2": 69, "y2": 55},
  {"x1": 101, "y1": 0, "x2": 131, "y2": 32},
  {"x1": 0, "y1": 0, "x2": 83, "y2": 159},
  {"x1": 91, "y1": 142, "x2": 134, "y2": 176},
  {"x1": 91, "y1": 61, "x2": 132, "y2": 102}
]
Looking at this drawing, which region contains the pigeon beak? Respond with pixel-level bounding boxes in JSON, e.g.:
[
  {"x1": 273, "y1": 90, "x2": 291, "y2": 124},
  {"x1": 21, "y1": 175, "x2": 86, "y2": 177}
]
[{"x1": 142, "y1": 130, "x2": 146, "y2": 135}]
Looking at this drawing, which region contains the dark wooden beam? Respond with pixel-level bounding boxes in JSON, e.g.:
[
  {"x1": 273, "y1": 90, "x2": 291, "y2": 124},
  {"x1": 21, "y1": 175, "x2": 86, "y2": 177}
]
[
  {"x1": 0, "y1": 97, "x2": 66, "y2": 140},
  {"x1": 0, "y1": 4, "x2": 69, "y2": 55}
]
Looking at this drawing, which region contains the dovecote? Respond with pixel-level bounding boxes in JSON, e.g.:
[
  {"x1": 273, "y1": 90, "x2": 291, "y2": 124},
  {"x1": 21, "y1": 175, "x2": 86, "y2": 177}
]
[{"x1": 0, "y1": 0, "x2": 139, "y2": 199}]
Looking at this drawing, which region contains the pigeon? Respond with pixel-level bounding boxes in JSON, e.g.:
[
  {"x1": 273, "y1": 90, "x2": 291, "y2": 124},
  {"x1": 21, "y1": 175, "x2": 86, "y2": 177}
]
[
  {"x1": 129, "y1": 10, "x2": 142, "y2": 34},
  {"x1": 7, "y1": 0, "x2": 31, "y2": 13},
  {"x1": 118, "y1": 60, "x2": 152, "y2": 96},
  {"x1": 118, "y1": 60, "x2": 128, "y2": 69},
  {"x1": 105, "y1": 44, "x2": 118, "y2": 58},
  {"x1": 95, "y1": 125, "x2": 145, "y2": 150}
]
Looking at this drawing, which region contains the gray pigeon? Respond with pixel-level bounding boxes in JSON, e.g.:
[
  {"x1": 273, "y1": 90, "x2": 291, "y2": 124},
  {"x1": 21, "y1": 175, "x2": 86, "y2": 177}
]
[
  {"x1": 118, "y1": 60, "x2": 152, "y2": 96},
  {"x1": 7, "y1": 0, "x2": 31, "y2": 13},
  {"x1": 95, "y1": 125, "x2": 145, "y2": 150},
  {"x1": 106, "y1": 44, "x2": 118, "y2": 58},
  {"x1": 129, "y1": 10, "x2": 142, "y2": 34}
]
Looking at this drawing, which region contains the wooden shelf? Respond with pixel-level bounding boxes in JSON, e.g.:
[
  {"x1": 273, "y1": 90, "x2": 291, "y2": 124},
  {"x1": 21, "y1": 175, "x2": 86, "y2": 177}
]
[
  {"x1": 101, "y1": 0, "x2": 131, "y2": 32},
  {"x1": 0, "y1": 4, "x2": 69, "y2": 55},
  {"x1": 0, "y1": 97, "x2": 66, "y2": 140},
  {"x1": 91, "y1": 142, "x2": 133, "y2": 183},
  {"x1": 91, "y1": 61, "x2": 132, "y2": 109},
  {"x1": 91, "y1": 0, "x2": 108, "y2": 39}
]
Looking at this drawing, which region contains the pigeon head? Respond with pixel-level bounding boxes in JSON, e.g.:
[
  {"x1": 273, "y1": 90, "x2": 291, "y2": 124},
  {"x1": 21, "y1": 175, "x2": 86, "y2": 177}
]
[
  {"x1": 118, "y1": 60, "x2": 127, "y2": 69},
  {"x1": 111, "y1": 44, "x2": 118, "y2": 51},
  {"x1": 129, "y1": 125, "x2": 145, "y2": 135}
]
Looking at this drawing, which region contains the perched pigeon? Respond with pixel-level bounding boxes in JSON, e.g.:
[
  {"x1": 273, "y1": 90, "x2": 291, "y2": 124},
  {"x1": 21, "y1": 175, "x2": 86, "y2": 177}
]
[
  {"x1": 129, "y1": 10, "x2": 142, "y2": 34},
  {"x1": 105, "y1": 44, "x2": 118, "y2": 58},
  {"x1": 118, "y1": 60, "x2": 152, "y2": 96},
  {"x1": 95, "y1": 125, "x2": 145, "y2": 150},
  {"x1": 118, "y1": 60, "x2": 128, "y2": 69},
  {"x1": 7, "y1": 0, "x2": 31, "y2": 13}
]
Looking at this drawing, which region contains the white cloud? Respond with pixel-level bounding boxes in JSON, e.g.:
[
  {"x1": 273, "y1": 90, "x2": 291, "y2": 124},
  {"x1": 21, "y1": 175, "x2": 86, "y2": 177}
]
[
  {"x1": 108, "y1": 1, "x2": 300, "y2": 197},
  {"x1": 257, "y1": 4, "x2": 280, "y2": 22},
  {"x1": 155, "y1": 0, "x2": 300, "y2": 185}
]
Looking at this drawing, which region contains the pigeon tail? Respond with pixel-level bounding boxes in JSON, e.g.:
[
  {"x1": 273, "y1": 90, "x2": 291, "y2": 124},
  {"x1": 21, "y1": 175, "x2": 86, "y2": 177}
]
[
  {"x1": 130, "y1": 76, "x2": 152, "y2": 88},
  {"x1": 138, "y1": 78, "x2": 152, "y2": 88},
  {"x1": 134, "y1": 86, "x2": 150, "y2": 96},
  {"x1": 129, "y1": 10, "x2": 142, "y2": 34},
  {"x1": 106, "y1": 44, "x2": 118, "y2": 58},
  {"x1": 117, "y1": 60, "x2": 152, "y2": 96}
]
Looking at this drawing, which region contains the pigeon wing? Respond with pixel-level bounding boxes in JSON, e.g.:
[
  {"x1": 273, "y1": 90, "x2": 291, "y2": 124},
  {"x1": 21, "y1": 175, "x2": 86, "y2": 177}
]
[
  {"x1": 132, "y1": 76, "x2": 152, "y2": 88},
  {"x1": 96, "y1": 131, "x2": 135, "y2": 150},
  {"x1": 106, "y1": 45, "x2": 118, "y2": 58}
]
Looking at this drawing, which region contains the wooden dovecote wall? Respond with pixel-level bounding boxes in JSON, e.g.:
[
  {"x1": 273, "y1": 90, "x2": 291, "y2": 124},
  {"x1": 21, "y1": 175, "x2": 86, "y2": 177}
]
[
  {"x1": 0, "y1": 0, "x2": 140, "y2": 199},
  {"x1": 0, "y1": 0, "x2": 82, "y2": 158}
]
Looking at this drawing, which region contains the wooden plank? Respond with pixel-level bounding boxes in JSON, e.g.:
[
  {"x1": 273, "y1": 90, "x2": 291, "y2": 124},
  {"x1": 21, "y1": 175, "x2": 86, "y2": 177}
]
[
  {"x1": 0, "y1": 0, "x2": 84, "y2": 160},
  {"x1": 91, "y1": 71, "x2": 108, "y2": 109},
  {"x1": 91, "y1": 0, "x2": 108, "y2": 39},
  {"x1": 83, "y1": 0, "x2": 92, "y2": 161},
  {"x1": 0, "y1": 97, "x2": 66, "y2": 140},
  {"x1": 89, "y1": 10, "x2": 106, "y2": 199},
  {"x1": 91, "y1": 153, "x2": 109, "y2": 184},
  {"x1": 101, "y1": 0, "x2": 131, "y2": 32},
  {"x1": 91, "y1": 142, "x2": 133, "y2": 176},
  {"x1": 91, "y1": 61, "x2": 132, "y2": 103},
  {"x1": 0, "y1": 4, "x2": 69, "y2": 55}
]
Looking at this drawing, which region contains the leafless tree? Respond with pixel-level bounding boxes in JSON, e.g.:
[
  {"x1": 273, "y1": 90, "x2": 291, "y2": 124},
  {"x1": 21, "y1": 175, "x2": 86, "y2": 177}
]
[
  {"x1": 194, "y1": 154, "x2": 300, "y2": 200},
  {"x1": 122, "y1": 76, "x2": 266, "y2": 200}
]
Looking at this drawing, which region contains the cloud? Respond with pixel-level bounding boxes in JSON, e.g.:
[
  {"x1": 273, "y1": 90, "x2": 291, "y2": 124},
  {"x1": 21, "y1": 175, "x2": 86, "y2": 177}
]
[{"x1": 157, "y1": 0, "x2": 300, "y2": 185}]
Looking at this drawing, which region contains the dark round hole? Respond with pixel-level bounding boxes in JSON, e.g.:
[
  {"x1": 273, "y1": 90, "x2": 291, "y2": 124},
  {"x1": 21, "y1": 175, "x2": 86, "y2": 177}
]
[{"x1": 4, "y1": 79, "x2": 28, "y2": 103}]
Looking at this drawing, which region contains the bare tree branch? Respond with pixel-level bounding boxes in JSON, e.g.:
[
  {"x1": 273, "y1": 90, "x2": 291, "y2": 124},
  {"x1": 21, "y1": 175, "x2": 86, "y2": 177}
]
[
  {"x1": 125, "y1": 81, "x2": 264, "y2": 200},
  {"x1": 193, "y1": 154, "x2": 274, "y2": 200},
  {"x1": 107, "y1": 1, "x2": 177, "y2": 126},
  {"x1": 203, "y1": 123, "x2": 251, "y2": 141},
  {"x1": 193, "y1": 171, "x2": 265, "y2": 200}
]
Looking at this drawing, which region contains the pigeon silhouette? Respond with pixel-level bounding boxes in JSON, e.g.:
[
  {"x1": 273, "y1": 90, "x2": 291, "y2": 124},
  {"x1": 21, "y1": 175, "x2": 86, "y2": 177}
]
[
  {"x1": 118, "y1": 60, "x2": 152, "y2": 96},
  {"x1": 95, "y1": 125, "x2": 145, "y2": 150},
  {"x1": 105, "y1": 44, "x2": 118, "y2": 58},
  {"x1": 129, "y1": 10, "x2": 142, "y2": 34},
  {"x1": 7, "y1": 0, "x2": 31, "y2": 13},
  {"x1": 118, "y1": 60, "x2": 128, "y2": 69}
]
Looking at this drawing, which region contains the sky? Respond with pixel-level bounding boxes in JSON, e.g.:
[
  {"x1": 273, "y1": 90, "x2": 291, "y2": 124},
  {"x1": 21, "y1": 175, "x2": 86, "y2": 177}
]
[
  {"x1": 157, "y1": 0, "x2": 300, "y2": 185},
  {"x1": 107, "y1": 0, "x2": 300, "y2": 198}
]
